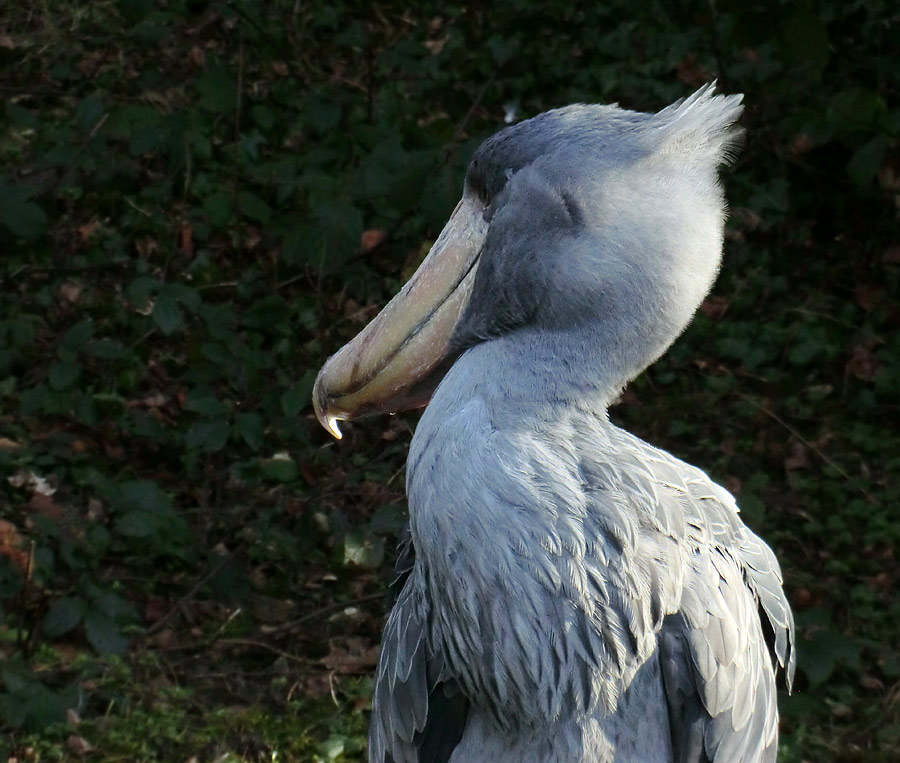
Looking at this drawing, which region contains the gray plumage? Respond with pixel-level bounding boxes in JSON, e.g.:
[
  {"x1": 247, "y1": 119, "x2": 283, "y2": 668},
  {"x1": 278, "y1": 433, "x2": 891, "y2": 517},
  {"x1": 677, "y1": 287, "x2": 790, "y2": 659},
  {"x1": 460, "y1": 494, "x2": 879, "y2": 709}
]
[{"x1": 367, "y1": 85, "x2": 795, "y2": 762}]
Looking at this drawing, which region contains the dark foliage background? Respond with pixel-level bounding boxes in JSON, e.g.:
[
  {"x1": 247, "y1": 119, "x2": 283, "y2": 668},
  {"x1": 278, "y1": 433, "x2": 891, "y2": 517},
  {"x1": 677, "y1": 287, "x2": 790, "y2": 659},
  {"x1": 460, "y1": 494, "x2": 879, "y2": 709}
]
[{"x1": 0, "y1": 0, "x2": 897, "y2": 760}]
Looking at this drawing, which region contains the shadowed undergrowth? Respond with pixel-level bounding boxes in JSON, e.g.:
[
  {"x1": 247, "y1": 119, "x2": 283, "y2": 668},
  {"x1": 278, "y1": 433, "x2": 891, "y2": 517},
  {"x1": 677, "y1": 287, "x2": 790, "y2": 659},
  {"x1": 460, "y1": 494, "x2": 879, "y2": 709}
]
[{"x1": 0, "y1": 1, "x2": 898, "y2": 760}]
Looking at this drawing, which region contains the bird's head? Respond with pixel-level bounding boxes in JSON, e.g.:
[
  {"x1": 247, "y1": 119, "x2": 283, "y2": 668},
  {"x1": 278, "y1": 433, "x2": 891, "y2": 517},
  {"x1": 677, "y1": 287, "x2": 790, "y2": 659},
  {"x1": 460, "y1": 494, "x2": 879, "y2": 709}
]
[{"x1": 313, "y1": 84, "x2": 743, "y2": 438}]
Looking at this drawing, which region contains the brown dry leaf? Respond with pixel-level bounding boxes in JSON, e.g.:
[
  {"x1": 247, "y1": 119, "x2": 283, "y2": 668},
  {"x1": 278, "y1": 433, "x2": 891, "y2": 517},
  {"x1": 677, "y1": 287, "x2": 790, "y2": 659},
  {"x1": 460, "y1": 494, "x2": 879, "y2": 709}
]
[
  {"x1": 69, "y1": 439, "x2": 91, "y2": 454},
  {"x1": 0, "y1": 437, "x2": 22, "y2": 452},
  {"x1": 342, "y1": 299, "x2": 377, "y2": 324},
  {"x1": 424, "y1": 37, "x2": 447, "y2": 55},
  {"x1": 854, "y1": 284, "x2": 885, "y2": 312},
  {"x1": 322, "y1": 638, "x2": 380, "y2": 673},
  {"x1": 59, "y1": 281, "x2": 83, "y2": 304},
  {"x1": 676, "y1": 53, "x2": 710, "y2": 87},
  {"x1": 731, "y1": 206, "x2": 763, "y2": 231},
  {"x1": 361, "y1": 228, "x2": 387, "y2": 252},
  {"x1": 299, "y1": 461, "x2": 317, "y2": 485},
  {"x1": 86, "y1": 498, "x2": 104, "y2": 521},
  {"x1": 0, "y1": 34, "x2": 15, "y2": 49},
  {"x1": 846, "y1": 344, "x2": 879, "y2": 382},
  {"x1": 189, "y1": 45, "x2": 205, "y2": 68},
  {"x1": 77, "y1": 219, "x2": 102, "y2": 241},
  {"x1": 699, "y1": 295, "x2": 729, "y2": 319},
  {"x1": 783, "y1": 442, "x2": 810, "y2": 471},
  {"x1": 144, "y1": 595, "x2": 170, "y2": 622},
  {"x1": 792, "y1": 588, "x2": 813, "y2": 609},
  {"x1": 130, "y1": 392, "x2": 167, "y2": 409},
  {"x1": 135, "y1": 237, "x2": 158, "y2": 257},
  {"x1": 179, "y1": 222, "x2": 193, "y2": 256},
  {"x1": 860, "y1": 674, "x2": 885, "y2": 691},
  {"x1": 342, "y1": 298, "x2": 360, "y2": 318},
  {"x1": 76, "y1": 51, "x2": 106, "y2": 77},
  {"x1": 244, "y1": 227, "x2": 261, "y2": 250},
  {"x1": 29, "y1": 493, "x2": 70, "y2": 530},
  {"x1": 147, "y1": 628, "x2": 178, "y2": 649},
  {"x1": 870, "y1": 572, "x2": 893, "y2": 592},
  {"x1": 789, "y1": 133, "x2": 814, "y2": 155},
  {"x1": 66, "y1": 735, "x2": 93, "y2": 755},
  {"x1": 0, "y1": 520, "x2": 30, "y2": 573},
  {"x1": 272, "y1": 61, "x2": 289, "y2": 76}
]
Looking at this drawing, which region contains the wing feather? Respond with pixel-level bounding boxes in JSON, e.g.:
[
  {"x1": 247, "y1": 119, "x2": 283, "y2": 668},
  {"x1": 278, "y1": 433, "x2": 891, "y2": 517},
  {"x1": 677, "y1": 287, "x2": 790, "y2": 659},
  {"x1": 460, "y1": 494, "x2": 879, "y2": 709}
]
[{"x1": 368, "y1": 542, "x2": 468, "y2": 763}]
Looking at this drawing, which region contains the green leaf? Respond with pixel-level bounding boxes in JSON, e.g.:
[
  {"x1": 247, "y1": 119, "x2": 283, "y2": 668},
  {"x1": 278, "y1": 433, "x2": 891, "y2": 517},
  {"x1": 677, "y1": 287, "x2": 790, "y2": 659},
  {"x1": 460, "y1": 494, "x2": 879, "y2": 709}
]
[
  {"x1": 5, "y1": 103, "x2": 40, "y2": 129},
  {"x1": 203, "y1": 190, "x2": 233, "y2": 228},
  {"x1": 235, "y1": 412, "x2": 264, "y2": 450},
  {"x1": 84, "y1": 339, "x2": 130, "y2": 359},
  {"x1": 125, "y1": 275, "x2": 160, "y2": 304},
  {"x1": 318, "y1": 737, "x2": 345, "y2": 760},
  {"x1": 116, "y1": 510, "x2": 156, "y2": 538},
  {"x1": 48, "y1": 358, "x2": 81, "y2": 390},
  {"x1": 60, "y1": 319, "x2": 95, "y2": 351},
  {"x1": 487, "y1": 35, "x2": 517, "y2": 65},
  {"x1": 779, "y1": 10, "x2": 829, "y2": 70},
  {"x1": 0, "y1": 190, "x2": 48, "y2": 240},
  {"x1": 828, "y1": 88, "x2": 889, "y2": 139},
  {"x1": 303, "y1": 93, "x2": 341, "y2": 133},
  {"x1": 84, "y1": 610, "x2": 129, "y2": 655},
  {"x1": 344, "y1": 531, "x2": 385, "y2": 569},
  {"x1": 118, "y1": 0, "x2": 153, "y2": 24},
  {"x1": 242, "y1": 295, "x2": 289, "y2": 330},
  {"x1": 93, "y1": 591, "x2": 137, "y2": 621},
  {"x1": 238, "y1": 191, "x2": 272, "y2": 224},
  {"x1": 195, "y1": 66, "x2": 236, "y2": 113},
  {"x1": 369, "y1": 504, "x2": 407, "y2": 533},
  {"x1": 847, "y1": 134, "x2": 886, "y2": 189},
  {"x1": 0, "y1": 669, "x2": 79, "y2": 730},
  {"x1": 119, "y1": 480, "x2": 170, "y2": 513},
  {"x1": 76, "y1": 93, "x2": 106, "y2": 130},
  {"x1": 0, "y1": 691, "x2": 27, "y2": 728},
  {"x1": 799, "y1": 627, "x2": 860, "y2": 685},
  {"x1": 294, "y1": 198, "x2": 363, "y2": 271},
  {"x1": 183, "y1": 391, "x2": 229, "y2": 418},
  {"x1": 43, "y1": 597, "x2": 86, "y2": 637},
  {"x1": 152, "y1": 292, "x2": 183, "y2": 335},
  {"x1": 128, "y1": 123, "x2": 161, "y2": 156},
  {"x1": 165, "y1": 283, "x2": 201, "y2": 312},
  {"x1": 281, "y1": 381, "x2": 312, "y2": 417},
  {"x1": 185, "y1": 419, "x2": 230, "y2": 452},
  {"x1": 260, "y1": 456, "x2": 298, "y2": 483}
]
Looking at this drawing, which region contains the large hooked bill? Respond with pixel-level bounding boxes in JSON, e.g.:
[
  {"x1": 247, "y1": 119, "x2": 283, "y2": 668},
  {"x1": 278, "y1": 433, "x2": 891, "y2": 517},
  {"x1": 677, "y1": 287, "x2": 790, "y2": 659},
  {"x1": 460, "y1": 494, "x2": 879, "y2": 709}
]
[{"x1": 312, "y1": 195, "x2": 487, "y2": 439}]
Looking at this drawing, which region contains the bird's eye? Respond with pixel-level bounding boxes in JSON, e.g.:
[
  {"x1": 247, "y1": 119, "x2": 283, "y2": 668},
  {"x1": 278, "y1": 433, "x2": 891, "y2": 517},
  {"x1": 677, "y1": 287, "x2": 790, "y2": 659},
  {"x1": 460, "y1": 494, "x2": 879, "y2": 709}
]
[{"x1": 469, "y1": 176, "x2": 490, "y2": 207}]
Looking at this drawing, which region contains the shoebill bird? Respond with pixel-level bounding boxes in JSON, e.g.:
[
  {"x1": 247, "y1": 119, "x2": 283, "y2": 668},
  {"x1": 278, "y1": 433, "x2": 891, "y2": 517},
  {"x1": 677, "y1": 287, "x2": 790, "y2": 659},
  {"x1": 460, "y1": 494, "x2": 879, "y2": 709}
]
[{"x1": 312, "y1": 84, "x2": 795, "y2": 762}]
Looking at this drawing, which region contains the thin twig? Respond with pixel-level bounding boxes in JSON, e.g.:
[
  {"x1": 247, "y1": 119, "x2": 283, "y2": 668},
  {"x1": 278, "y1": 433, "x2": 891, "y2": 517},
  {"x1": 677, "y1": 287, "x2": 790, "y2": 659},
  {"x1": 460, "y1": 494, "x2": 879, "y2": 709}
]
[
  {"x1": 52, "y1": 112, "x2": 109, "y2": 193},
  {"x1": 264, "y1": 591, "x2": 388, "y2": 636},
  {"x1": 5, "y1": 261, "x2": 127, "y2": 280},
  {"x1": 235, "y1": 36, "x2": 245, "y2": 142},
  {"x1": 146, "y1": 547, "x2": 245, "y2": 635},
  {"x1": 159, "y1": 636, "x2": 308, "y2": 665},
  {"x1": 737, "y1": 393, "x2": 881, "y2": 505}
]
